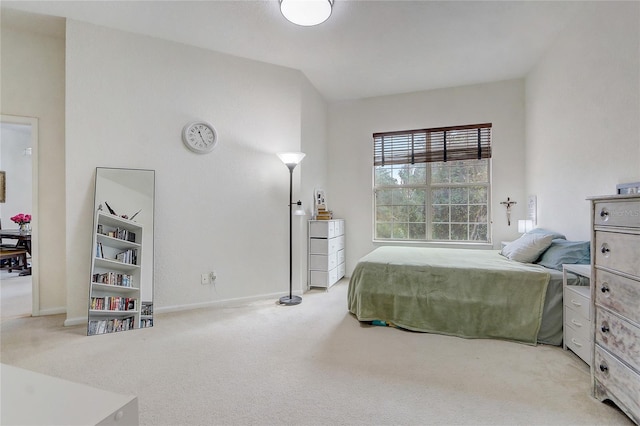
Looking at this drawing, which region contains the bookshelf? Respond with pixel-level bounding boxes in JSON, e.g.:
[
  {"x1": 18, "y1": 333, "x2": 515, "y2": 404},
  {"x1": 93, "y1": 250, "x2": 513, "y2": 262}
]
[{"x1": 88, "y1": 211, "x2": 143, "y2": 335}]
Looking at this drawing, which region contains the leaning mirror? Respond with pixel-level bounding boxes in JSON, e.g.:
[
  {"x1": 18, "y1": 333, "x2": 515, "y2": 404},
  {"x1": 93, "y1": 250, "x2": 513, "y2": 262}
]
[{"x1": 87, "y1": 168, "x2": 155, "y2": 335}]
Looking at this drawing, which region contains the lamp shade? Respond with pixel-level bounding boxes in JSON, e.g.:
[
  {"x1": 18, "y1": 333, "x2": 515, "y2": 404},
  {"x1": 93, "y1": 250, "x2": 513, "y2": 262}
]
[
  {"x1": 277, "y1": 152, "x2": 306, "y2": 168},
  {"x1": 518, "y1": 219, "x2": 534, "y2": 233},
  {"x1": 293, "y1": 203, "x2": 306, "y2": 216},
  {"x1": 280, "y1": 0, "x2": 333, "y2": 27}
]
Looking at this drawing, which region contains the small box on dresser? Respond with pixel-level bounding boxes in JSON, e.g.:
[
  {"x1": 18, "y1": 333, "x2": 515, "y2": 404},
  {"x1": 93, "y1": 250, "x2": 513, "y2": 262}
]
[
  {"x1": 308, "y1": 219, "x2": 345, "y2": 289},
  {"x1": 589, "y1": 194, "x2": 640, "y2": 425}
]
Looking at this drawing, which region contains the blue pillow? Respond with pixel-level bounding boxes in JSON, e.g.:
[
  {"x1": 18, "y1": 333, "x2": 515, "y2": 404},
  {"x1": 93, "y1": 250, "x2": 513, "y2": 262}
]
[
  {"x1": 535, "y1": 239, "x2": 590, "y2": 270},
  {"x1": 526, "y1": 228, "x2": 566, "y2": 240}
]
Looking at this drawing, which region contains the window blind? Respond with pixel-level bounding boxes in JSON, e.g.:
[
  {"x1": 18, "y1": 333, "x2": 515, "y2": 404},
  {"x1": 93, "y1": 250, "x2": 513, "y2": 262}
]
[{"x1": 373, "y1": 123, "x2": 492, "y2": 166}]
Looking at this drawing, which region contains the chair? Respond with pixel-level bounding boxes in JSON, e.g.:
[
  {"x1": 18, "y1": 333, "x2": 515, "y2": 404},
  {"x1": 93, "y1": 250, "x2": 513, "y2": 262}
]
[
  {"x1": 0, "y1": 248, "x2": 28, "y2": 273},
  {"x1": 0, "y1": 218, "x2": 19, "y2": 249}
]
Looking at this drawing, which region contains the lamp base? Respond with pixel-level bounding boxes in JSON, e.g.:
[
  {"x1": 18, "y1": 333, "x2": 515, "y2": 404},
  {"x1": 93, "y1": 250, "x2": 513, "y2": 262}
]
[{"x1": 279, "y1": 295, "x2": 302, "y2": 305}]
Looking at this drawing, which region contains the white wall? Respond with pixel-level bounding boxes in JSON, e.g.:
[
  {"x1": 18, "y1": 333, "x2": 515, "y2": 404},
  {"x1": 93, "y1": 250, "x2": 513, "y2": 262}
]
[
  {"x1": 525, "y1": 1, "x2": 640, "y2": 241},
  {"x1": 328, "y1": 79, "x2": 527, "y2": 275},
  {"x1": 64, "y1": 20, "x2": 319, "y2": 323},
  {"x1": 1, "y1": 21, "x2": 66, "y2": 315}
]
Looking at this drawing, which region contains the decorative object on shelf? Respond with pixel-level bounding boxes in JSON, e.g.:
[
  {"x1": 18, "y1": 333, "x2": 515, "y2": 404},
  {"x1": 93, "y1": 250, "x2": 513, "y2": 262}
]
[
  {"x1": 182, "y1": 121, "x2": 218, "y2": 154},
  {"x1": 517, "y1": 219, "x2": 533, "y2": 234},
  {"x1": 528, "y1": 194, "x2": 537, "y2": 225},
  {"x1": 279, "y1": 0, "x2": 333, "y2": 26},
  {"x1": 104, "y1": 201, "x2": 117, "y2": 215},
  {"x1": 616, "y1": 181, "x2": 640, "y2": 195},
  {"x1": 0, "y1": 171, "x2": 5, "y2": 203},
  {"x1": 10, "y1": 213, "x2": 31, "y2": 232},
  {"x1": 276, "y1": 151, "x2": 306, "y2": 306},
  {"x1": 500, "y1": 197, "x2": 517, "y2": 226}
]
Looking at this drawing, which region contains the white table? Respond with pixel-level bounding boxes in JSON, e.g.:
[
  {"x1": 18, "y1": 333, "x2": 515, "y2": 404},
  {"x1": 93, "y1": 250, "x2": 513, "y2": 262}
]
[{"x1": 1, "y1": 364, "x2": 138, "y2": 425}]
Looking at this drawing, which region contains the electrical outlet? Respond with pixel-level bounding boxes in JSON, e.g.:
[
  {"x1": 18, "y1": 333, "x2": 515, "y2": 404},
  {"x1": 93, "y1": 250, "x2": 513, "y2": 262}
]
[{"x1": 201, "y1": 273, "x2": 210, "y2": 285}]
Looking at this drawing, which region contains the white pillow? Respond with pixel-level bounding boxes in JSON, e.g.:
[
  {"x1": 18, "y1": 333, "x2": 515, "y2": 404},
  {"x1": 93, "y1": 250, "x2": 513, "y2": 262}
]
[{"x1": 501, "y1": 233, "x2": 554, "y2": 263}]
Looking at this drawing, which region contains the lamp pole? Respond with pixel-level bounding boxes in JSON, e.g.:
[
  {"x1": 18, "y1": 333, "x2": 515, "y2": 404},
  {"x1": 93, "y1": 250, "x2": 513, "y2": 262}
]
[{"x1": 277, "y1": 152, "x2": 305, "y2": 305}]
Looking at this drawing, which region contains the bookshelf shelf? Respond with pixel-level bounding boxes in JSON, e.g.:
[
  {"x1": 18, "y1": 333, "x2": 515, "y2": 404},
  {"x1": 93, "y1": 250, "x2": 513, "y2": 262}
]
[{"x1": 88, "y1": 211, "x2": 144, "y2": 336}]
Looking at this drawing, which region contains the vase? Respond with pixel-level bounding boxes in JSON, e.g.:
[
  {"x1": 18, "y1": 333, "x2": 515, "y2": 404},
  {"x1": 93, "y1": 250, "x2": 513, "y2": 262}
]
[{"x1": 19, "y1": 223, "x2": 31, "y2": 232}]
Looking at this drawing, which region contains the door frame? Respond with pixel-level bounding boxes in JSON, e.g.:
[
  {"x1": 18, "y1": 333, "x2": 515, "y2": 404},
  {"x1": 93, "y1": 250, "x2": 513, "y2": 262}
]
[{"x1": 1, "y1": 114, "x2": 39, "y2": 316}]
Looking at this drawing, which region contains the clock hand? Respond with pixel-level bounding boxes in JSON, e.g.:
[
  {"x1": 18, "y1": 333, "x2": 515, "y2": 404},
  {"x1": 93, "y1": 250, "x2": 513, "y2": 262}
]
[{"x1": 197, "y1": 130, "x2": 207, "y2": 144}]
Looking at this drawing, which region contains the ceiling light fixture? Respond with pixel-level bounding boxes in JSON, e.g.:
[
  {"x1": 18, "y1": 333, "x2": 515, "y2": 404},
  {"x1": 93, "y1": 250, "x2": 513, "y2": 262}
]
[{"x1": 279, "y1": 0, "x2": 334, "y2": 27}]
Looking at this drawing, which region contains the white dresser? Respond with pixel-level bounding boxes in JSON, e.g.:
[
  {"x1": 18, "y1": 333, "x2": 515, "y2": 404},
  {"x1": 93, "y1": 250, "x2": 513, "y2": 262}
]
[
  {"x1": 308, "y1": 219, "x2": 345, "y2": 289},
  {"x1": 589, "y1": 194, "x2": 640, "y2": 425}
]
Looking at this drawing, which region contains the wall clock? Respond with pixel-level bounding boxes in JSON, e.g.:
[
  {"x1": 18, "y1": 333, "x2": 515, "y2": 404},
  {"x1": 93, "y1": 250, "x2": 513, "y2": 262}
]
[{"x1": 182, "y1": 121, "x2": 218, "y2": 154}]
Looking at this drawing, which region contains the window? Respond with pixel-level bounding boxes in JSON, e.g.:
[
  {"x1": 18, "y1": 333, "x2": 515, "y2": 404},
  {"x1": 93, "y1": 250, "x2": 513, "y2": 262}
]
[{"x1": 373, "y1": 123, "x2": 492, "y2": 243}]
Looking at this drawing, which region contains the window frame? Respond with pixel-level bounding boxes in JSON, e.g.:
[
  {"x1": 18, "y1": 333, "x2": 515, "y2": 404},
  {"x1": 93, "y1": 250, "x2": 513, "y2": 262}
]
[{"x1": 372, "y1": 124, "x2": 493, "y2": 245}]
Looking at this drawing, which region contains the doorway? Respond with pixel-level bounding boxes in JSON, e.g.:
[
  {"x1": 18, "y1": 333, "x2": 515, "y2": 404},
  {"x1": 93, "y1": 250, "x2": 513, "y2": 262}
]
[{"x1": 0, "y1": 115, "x2": 39, "y2": 319}]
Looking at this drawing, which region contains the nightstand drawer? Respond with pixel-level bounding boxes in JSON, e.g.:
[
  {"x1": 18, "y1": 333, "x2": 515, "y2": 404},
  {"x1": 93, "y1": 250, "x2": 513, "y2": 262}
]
[
  {"x1": 565, "y1": 325, "x2": 592, "y2": 365},
  {"x1": 564, "y1": 304, "x2": 592, "y2": 341},
  {"x1": 564, "y1": 286, "x2": 590, "y2": 320}
]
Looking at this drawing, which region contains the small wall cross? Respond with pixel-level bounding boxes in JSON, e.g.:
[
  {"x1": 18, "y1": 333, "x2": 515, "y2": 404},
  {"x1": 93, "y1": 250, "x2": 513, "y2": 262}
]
[{"x1": 500, "y1": 197, "x2": 517, "y2": 226}]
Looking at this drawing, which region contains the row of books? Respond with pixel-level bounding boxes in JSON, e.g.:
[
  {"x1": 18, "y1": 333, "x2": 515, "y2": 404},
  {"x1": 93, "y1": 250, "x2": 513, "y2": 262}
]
[
  {"x1": 90, "y1": 296, "x2": 136, "y2": 311},
  {"x1": 116, "y1": 248, "x2": 138, "y2": 265},
  {"x1": 97, "y1": 224, "x2": 136, "y2": 243},
  {"x1": 140, "y1": 318, "x2": 153, "y2": 328},
  {"x1": 92, "y1": 272, "x2": 133, "y2": 287},
  {"x1": 88, "y1": 317, "x2": 135, "y2": 335}
]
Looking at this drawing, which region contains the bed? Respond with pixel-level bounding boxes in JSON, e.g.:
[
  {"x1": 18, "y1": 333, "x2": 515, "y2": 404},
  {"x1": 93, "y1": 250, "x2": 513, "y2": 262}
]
[{"x1": 348, "y1": 234, "x2": 590, "y2": 345}]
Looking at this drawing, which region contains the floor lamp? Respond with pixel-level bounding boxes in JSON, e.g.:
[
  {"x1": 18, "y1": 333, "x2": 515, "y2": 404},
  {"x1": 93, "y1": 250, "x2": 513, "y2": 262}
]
[{"x1": 277, "y1": 152, "x2": 306, "y2": 305}]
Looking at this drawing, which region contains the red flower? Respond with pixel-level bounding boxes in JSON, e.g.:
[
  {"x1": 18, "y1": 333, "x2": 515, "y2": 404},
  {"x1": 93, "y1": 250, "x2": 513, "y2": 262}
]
[{"x1": 10, "y1": 213, "x2": 31, "y2": 225}]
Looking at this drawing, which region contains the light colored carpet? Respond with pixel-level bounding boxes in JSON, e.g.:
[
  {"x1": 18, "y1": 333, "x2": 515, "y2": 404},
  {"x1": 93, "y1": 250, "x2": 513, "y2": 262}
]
[{"x1": 0, "y1": 279, "x2": 633, "y2": 425}]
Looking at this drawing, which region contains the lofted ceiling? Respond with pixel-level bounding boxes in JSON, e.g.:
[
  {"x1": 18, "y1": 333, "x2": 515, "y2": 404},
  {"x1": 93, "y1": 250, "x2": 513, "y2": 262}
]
[{"x1": 2, "y1": 1, "x2": 592, "y2": 102}]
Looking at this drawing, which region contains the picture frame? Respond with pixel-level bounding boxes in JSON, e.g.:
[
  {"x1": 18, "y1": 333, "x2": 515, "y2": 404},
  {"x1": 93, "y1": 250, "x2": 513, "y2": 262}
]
[
  {"x1": 617, "y1": 182, "x2": 640, "y2": 195},
  {"x1": 0, "y1": 171, "x2": 5, "y2": 203},
  {"x1": 314, "y1": 188, "x2": 326, "y2": 218},
  {"x1": 527, "y1": 195, "x2": 537, "y2": 225}
]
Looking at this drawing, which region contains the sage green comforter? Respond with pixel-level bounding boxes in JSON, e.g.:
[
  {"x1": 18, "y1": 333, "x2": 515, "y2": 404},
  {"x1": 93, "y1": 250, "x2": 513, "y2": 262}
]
[{"x1": 348, "y1": 247, "x2": 551, "y2": 345}]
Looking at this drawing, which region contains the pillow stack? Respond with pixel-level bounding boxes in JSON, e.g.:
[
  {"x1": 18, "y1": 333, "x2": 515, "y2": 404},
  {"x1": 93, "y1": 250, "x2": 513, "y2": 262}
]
[{"x1": 500, "y1": 227, "x2": 590, "y2": 268}]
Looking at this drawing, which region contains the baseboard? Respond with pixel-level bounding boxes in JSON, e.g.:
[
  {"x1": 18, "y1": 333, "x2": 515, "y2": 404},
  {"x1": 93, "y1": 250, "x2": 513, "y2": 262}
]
[
  {"x1": 63, "y1": 316, "x2": 87, "y2": 327},
  {"x1": 61, "y1": 292, "x2": 303, "y2": 326},
  {"x1": 35, "y1": 307, "x2": 66, "y2": 316},
  {"x1": 156, "y1": 292, "x2": 302, "y2": 314}
]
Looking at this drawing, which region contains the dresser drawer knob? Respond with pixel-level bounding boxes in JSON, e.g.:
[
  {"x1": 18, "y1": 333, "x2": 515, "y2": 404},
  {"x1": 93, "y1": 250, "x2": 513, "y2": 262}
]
[
  {"x1": 599, "y1": 363, "x2": 609, "y2": 373},
  {"x1": 570, "y1": 338, "x2": 583, "y2": 347},
  {"x1": 601, "y1": 323, "x2": 610, "y2": 333},
  {"x1": 599, "y1": 208, "x2": 609, "y2": 221},
  {"x1": 600, "y1": 244, "x2": 610, "y2": 255},
  {"x1": 600, "y1": 284, "x2": 610, "y2": 293}
]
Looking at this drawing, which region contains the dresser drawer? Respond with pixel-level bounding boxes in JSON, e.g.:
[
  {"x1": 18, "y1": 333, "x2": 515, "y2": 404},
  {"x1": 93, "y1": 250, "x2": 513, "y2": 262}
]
[
  {"x1": 595, "y1": 231, "x2": 640, "y2": 277},
  {"x1": 309, "y1": 220, "x2": 337, "y2": 238},
  {"x1": 595, "y1": 269, "x2": 640, "y2": 325},
  {"x1": 594, "y1": 346, "x2": 640, "y2": 421},
  {"x1": 594, "y1": 201, "x2": 640, "y2": 228},
  {"x1": 310, "y1": 267, "x2": 339, "y2": 287},
  {"x1": 595, "y1": 308, "x2": 640, "y2": 372},
  {"x1": 564, "y1": 286, "x2": 590, "y2": 319},
  {"x1": 564, "y1": 323, "x2": 592, "y2": 365},
  {"x1": 309, "y1": 253, "x2": 338, "y2": 271},
  {"x1": 309, "y1": 237, "x2": 340, "y2": 254}
]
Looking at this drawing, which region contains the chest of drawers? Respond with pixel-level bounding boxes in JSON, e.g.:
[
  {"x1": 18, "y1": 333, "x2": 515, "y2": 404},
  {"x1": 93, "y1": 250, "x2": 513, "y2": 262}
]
[
  {"x1": 308, "y1": 219, "x2": 345, "y2": 289},
  {"x1": 589, "y1": 194, "x2": 640, "y2": 425}
]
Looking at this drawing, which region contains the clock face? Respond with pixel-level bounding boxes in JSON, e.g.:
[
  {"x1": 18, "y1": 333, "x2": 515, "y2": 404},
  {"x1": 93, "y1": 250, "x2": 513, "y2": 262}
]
[{"x1": 182, "y1": 121, "x2": 218, "y2": 154}]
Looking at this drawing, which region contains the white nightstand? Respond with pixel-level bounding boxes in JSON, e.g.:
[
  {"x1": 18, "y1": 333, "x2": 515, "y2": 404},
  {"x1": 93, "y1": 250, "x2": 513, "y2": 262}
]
[{"x1": 562, "y1": 264, "x2": 592, "y2": 366}]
